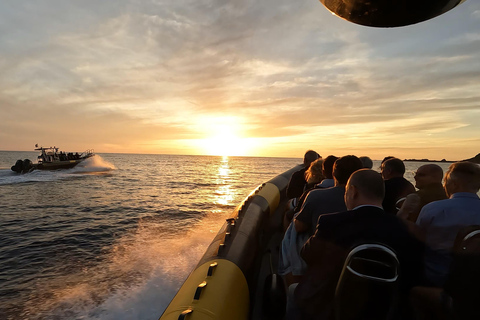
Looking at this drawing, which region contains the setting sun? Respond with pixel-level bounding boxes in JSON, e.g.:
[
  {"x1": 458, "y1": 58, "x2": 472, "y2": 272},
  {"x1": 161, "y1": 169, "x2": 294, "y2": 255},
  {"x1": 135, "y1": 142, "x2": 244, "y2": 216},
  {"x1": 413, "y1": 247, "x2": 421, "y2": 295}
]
[{"x1": 196, "y1": 116, "x2": 253, "y2": 156}]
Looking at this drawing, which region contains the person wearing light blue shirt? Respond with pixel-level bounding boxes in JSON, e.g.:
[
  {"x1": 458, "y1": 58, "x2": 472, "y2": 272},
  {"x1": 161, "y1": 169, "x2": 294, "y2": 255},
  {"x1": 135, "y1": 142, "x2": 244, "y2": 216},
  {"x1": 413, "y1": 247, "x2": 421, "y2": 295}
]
[{"x1": 416, "y1": 161, "x2": 480, "y2": 287}]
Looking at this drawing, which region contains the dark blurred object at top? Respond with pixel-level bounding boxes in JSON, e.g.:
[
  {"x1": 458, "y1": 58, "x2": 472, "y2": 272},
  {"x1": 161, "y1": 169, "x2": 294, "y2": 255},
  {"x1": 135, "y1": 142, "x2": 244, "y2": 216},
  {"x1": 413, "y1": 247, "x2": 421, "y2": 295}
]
[{"x1": 319, "y1": 0, "x2": 466, "y2": 27}]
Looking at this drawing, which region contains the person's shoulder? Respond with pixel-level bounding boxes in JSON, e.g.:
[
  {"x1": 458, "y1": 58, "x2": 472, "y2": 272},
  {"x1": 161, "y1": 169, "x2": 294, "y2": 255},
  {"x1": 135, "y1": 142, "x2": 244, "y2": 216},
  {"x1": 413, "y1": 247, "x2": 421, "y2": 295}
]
[
  {"x1": 421, "y1": 198, "x2": 446, "y2": 212},
  {"x1": 317, "y1": 209, "x2": 352, "y2": 227},
  {"x1": 418, "y1": 197, "x2": 451, "y2": 221},
  {"x1": 309, "y1": 185, "x2": 344, "y2": 199}
]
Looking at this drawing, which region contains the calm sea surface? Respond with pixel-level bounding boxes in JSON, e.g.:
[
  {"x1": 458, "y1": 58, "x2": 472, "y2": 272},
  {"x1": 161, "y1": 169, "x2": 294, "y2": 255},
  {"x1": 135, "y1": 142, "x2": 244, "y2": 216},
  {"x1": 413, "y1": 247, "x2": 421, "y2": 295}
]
[{"x1": 0, "y1": 152, "x2": 455, "y2": 319}]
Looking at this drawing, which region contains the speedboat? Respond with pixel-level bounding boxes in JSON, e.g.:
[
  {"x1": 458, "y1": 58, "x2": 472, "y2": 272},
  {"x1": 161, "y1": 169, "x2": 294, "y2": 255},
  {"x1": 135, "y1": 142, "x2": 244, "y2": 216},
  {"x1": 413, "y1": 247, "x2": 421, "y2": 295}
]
[{"x1": 11, "y1": 145, "x2": 94, "y2": 173}]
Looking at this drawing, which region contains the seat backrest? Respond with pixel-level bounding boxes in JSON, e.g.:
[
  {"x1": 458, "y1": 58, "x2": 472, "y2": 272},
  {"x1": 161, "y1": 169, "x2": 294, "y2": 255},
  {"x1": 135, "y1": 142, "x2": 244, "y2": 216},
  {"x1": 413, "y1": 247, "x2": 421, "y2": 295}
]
[
  {"x1": 335, "y1": 244, "x2": 399, "y2": 320},
  {"x1": 444, "y1": 225, "x2": 480, "y2": 319}
]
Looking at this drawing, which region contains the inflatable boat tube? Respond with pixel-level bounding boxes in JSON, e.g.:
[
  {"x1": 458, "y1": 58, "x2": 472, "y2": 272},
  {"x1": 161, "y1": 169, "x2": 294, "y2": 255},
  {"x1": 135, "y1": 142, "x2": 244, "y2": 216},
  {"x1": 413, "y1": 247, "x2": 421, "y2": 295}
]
[{"x1": 159, "y1": 165, "x2": 303, "y2": 320}]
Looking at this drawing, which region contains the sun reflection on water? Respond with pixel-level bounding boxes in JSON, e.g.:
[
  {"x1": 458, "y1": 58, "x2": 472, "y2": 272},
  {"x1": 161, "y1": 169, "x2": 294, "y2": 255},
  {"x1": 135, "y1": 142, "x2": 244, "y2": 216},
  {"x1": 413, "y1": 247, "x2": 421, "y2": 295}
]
[{"x1": 214, "y1": 156, "x2": 234, "y2": 206}]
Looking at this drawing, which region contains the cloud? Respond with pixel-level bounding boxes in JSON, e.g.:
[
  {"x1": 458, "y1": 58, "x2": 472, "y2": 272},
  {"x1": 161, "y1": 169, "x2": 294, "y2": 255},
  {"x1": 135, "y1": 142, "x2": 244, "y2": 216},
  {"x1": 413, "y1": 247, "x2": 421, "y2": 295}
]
[{"x1": 0, "y1": 0, "x2": 479, "y2": 159}]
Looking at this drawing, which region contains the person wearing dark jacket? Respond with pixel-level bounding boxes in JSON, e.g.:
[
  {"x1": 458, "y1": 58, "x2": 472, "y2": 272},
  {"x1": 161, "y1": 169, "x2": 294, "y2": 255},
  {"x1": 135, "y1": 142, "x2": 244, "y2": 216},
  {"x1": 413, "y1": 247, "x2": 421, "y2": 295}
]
[
  {"x1": 381, "y1": 157, "x2": 415, "y2": 214},
  {"x1": 286, "y1": 150, "x2": 320, "y2": 199},
  {"x1": 293, "y1": 169, "x2": 424, "y2": 320}
]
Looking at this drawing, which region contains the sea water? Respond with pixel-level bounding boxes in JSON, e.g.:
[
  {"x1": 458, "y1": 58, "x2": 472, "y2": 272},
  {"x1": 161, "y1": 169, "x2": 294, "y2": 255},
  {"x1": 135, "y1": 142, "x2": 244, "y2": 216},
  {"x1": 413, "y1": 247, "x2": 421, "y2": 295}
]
[
  {"x1": 0, "y1": 153, "x2": 301, "y2": 319},
  {"x1": 0, "y1": 153, "x2": 458, "y2": 319}
]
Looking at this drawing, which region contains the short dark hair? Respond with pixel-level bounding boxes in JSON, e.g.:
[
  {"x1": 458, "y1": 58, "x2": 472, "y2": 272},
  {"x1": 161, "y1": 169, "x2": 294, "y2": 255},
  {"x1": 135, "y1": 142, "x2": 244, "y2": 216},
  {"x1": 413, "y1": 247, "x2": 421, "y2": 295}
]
[
  {"x1": 447, "y1": 161, "x2": 480, "y2": 192},
  {"x1": 381, "y1": 156, "x2": 395, "y2": 164},
  {"x1": 304, "y1": 150, "x2": 320, "y2": 166},
  {"x1": 322, "y1": 155, "x2": 338, "y2": 179},
  {"x1": 348, "y1": 169, "x2": 385, "y2": 200},
  {"x1": 383, "y1": 158, "x2": 406, "y2": 175},
  {"x1": 333, "y1": 155, "x2": 363, "y2": 185}
]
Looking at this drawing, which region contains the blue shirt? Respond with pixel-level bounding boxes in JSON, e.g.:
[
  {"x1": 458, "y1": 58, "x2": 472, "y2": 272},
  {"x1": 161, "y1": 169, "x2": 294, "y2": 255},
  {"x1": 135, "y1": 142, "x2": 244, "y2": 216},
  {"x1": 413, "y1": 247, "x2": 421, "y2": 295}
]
[{"x1": 416, "y1": 192, "x2": 480, "y2": 286}]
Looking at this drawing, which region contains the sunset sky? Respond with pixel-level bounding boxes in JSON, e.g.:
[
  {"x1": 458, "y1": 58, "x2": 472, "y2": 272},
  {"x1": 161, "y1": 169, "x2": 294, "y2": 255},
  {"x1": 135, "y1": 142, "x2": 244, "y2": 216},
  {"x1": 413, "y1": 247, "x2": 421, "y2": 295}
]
[{"x1": 1, "y1": 1, "x2": 479, "y2": 160}]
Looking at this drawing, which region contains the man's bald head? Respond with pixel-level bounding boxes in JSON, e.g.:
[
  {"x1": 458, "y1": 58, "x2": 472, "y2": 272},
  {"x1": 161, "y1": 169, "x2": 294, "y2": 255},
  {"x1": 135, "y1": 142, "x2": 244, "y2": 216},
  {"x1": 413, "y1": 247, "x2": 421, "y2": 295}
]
[
  {"x1": 345, "y1": 169, "x2": 385, "y2": 210},
  {"x1": 414, "y1": 164, "x2": 444, "y2": 189}
]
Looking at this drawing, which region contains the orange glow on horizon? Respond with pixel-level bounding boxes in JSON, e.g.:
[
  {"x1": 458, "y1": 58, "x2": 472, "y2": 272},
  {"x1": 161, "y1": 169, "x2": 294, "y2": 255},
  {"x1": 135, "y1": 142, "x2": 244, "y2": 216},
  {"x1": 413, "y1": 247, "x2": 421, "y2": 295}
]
[{"x1": 195, "y1": 116, "x2": 257, "y2": 156}]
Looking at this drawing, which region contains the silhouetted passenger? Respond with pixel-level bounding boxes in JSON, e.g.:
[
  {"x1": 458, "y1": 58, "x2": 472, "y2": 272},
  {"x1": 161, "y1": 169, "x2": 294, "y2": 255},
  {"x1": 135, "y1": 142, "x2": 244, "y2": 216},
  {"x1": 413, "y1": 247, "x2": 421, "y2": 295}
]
[
  {"x1": 416, "y1": 161, "x2": 480, "y2": 287},
  {"x1": 397, "y1": 164, "x2": 447, "y2": 222},
  {"x1": 279, "y1": 156, "x2": 362, "y2": 286},
  {"x1": 295, "y1": 155, "x2": 363, "y2": 235},
  {"x1": 359, "y1": 156, "x2": 373, "y2": 169},
  {"x1": 381, "y1": 157, "x2": 415, "y2": 214},
  {"x1": 316, "y1": 155, "x2": 337, "y2": 188},
  {"x1": 287, "y1": 150, "x2": 321, "y2": 199},
  {"x1": 291, "y1": 169, "x2": 424, "y2": 320},
  {"x1": 284, "y1": 159, "x2": 325, "y2": 228}
]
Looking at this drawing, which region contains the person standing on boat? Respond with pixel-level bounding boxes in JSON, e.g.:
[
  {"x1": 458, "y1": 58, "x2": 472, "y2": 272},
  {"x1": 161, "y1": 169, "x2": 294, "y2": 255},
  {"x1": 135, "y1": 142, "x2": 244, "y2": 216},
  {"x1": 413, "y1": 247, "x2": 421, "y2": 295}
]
[
  {"x1": 416, "y1": 161, "x2": 480, "y2": 287},
  {"x1": 397, "y1": 164, "x2": 447, "y2": 223},
  {"x1": 286, "y1": 150, "x2": 321, "y2": 200},
  {"x1": 381, "y1": 157, "x2": 415, "y2": 214},
  {"x1": 290, "y1": 169, "x2": 424, "y2": 320}
]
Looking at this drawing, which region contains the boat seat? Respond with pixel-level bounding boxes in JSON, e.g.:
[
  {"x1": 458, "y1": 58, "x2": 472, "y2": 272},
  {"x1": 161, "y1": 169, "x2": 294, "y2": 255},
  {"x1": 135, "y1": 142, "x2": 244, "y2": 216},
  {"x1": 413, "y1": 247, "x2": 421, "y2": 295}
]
[
  {"x1": 410, "y1": 225, "x2": 480, "y2": 320},
  {"x1": 334, "y1": 243, "x2": 399, "y2": 320},
  {"x1": 444, "y1": 225, "x2": 480, "y2": 319}
]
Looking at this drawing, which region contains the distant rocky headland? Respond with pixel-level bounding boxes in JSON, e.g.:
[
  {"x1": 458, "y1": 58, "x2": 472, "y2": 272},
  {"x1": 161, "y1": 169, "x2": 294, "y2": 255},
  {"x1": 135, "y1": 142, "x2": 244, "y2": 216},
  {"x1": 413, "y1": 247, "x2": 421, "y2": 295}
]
[{"x1": 404, "y1": 153, "x2": 480, "y2": 164}]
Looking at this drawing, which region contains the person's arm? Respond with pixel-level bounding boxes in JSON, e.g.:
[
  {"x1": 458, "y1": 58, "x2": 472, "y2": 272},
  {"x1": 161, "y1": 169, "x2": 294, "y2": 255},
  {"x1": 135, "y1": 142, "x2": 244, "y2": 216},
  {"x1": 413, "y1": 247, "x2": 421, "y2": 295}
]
[
  {"x1": 397, "y1": 193, "x2": 420, "y2": 221},
  {"x1": 286, "y1": 170, "x2": 304, "y2": 199},
  {"x1": 301, "y1": 227, "x2": 322, "y2": 265},
  {"x1": 294, "y1": 218, "x2": 309, "y2": 233},
  {"x1": 294, "y1": 191, "x2": 314, "y2": 233},
  {"x1": 301, "y1": 215, "x2": 331, "y2": 265},
  {"x1": 414, "y1": 206, "x2": 433, "y2": 243}
]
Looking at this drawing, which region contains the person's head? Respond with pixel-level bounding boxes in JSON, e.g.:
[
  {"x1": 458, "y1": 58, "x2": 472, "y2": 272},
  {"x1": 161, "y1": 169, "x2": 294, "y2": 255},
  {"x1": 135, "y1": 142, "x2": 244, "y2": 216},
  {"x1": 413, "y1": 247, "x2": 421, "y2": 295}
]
[
  {"x1": 381, "y1": 156, "x2": 395, "y2": 165},
  {"x1": 322, "y1": 155, "x2": 338, "y2": 179},
  {"x1": 443, "y1": 162, "x2": 480, "y2": 198},
  {"x1": 305, "y1": 158, "x2": 325, "y2": 184},
  {"x1": 345, "y1": 169, "x2": 385, "y2": 210},
  {"x1": 414, "y1": 164, "x2": 444, "y2": 189},
  {"x1": 333, "y1": 155, "x2": 363, "y2": 186},
  {"x1": 381, "y1": 157, "x2": 406, "y2": 180},
  {"x1": 304, "y1": 150, "x2": 320, "y2": 167},
  {"x1": 359, "y1": 156, "x2": 373, "y2": 169}
]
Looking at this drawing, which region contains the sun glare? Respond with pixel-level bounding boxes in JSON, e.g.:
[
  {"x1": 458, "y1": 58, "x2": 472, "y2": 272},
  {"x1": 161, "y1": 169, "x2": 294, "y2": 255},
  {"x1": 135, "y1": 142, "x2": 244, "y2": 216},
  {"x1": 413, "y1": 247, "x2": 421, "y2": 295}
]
[{"x1": 198, "y1": 117, "x2": 252, "y2": 156}]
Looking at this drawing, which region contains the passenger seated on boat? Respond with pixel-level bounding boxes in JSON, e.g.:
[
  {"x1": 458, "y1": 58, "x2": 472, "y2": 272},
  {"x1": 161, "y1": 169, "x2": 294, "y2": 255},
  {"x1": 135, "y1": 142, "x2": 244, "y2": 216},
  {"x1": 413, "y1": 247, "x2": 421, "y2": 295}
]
[
  {"x1": 284, "y1": 155, "x2": 338, "y2": 229},
  {"x1": 289, "y1": 169, "x2": 424, "y2": 320},
  {"x1": 397, "y1": 164, "x2": 447, "y2": 223},
  {"x1": 381, "y1": 157, "x2": 416, "y2": 215},
  {"x1": 359, "y1": 156, "x2": 373, "y2": 169},
  {"x1": 278, "y1": 156, "x2": 362, "y2": 286},
  {"x1": 286, "y1": 150, "x2": 321, "y2": 200},
  {"x1": 294, "y1": 155, "x2": 363, "y2": 236},
  {"x1": 284, "y1": 158, "x2": 325, "y2": 230},
  {"x1": 415, "y1": 161, "x2": 480, "y2": 287},
  {"x1": 410, "y1": 225, "x2": 480, "y2": 320},
  {"x1": 315, "y1": 155, "x2": 337, "y2": 189}
]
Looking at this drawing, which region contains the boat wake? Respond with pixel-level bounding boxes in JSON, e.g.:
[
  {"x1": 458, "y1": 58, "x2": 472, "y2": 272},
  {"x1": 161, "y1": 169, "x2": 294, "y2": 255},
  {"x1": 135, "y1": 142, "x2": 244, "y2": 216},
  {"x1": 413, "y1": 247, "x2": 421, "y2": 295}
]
[
  {"x1": 17, "y1": 212, "x2": 225, "y2": 320},
  {"x1": 71, "y1": 155, "x2": 117, "y2": 173}
]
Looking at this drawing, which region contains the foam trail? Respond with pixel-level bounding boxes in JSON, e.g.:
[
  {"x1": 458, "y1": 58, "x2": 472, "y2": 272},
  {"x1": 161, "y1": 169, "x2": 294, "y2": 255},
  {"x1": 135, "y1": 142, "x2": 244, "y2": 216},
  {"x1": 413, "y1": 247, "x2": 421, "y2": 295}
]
[
  {"x1": 20, "y1": 211, "x2": 229, "y2": 320},
  {"x1": 72, "y1": 155, "x2": 116, "y2": 173}
]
